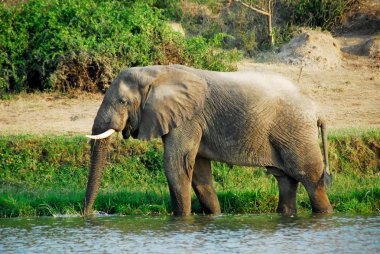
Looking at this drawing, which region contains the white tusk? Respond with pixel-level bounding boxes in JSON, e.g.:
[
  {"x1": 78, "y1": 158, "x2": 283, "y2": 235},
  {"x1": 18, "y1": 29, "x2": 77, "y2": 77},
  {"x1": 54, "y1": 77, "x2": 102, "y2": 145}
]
[{"x1": 86, "y1": 129, "x2": 115, "y2": 140}]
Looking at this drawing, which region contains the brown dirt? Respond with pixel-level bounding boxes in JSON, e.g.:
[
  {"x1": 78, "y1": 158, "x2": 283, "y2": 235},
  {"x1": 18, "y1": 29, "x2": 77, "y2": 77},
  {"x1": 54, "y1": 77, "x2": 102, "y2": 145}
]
[{"x1": 0, "y1": 92, "x2": 104, "y2": 135}]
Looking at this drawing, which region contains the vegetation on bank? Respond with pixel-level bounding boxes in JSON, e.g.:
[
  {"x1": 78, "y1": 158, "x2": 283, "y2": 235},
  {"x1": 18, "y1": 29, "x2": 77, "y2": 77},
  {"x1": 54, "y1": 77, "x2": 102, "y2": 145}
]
[
  {"x1": 0, "y1": 129, "x2": 379, "y2": 217},
  {"x1": 180, "y1": 0, "x2": 357, "y2": 54},
  {"x1": 0, "y1": 0, "x2": 358, "y2": 94},
  {"x1": 0, "y1": 0, "x2": 241, "y2": 94}
]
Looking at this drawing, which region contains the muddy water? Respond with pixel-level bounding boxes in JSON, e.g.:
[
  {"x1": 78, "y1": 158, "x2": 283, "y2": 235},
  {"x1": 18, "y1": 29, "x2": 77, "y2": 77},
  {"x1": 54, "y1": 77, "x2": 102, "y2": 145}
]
[{"x1": 1, "y1": 214, "x2": 379, "y2": 253}]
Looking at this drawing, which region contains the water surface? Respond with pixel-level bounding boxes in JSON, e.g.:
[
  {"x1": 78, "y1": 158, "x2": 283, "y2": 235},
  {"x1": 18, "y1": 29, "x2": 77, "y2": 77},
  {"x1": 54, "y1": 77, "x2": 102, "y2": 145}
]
[{"x1": 1, "y1": 214, "x2": 379, "y2": 253}]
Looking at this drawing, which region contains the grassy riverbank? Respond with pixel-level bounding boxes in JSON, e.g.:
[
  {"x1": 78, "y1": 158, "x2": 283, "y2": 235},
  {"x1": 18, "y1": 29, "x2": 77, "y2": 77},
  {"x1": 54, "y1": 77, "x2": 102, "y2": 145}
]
[{"x1": 0, "y1": 129, "x2": 379, "y2": 217}]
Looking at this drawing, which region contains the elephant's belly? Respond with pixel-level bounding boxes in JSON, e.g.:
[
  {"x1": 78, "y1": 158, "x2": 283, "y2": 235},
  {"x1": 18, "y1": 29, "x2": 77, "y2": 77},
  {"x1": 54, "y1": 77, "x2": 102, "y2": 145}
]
[{"x1": 197, "y1": 139, "x2": 283, "y2": 168}]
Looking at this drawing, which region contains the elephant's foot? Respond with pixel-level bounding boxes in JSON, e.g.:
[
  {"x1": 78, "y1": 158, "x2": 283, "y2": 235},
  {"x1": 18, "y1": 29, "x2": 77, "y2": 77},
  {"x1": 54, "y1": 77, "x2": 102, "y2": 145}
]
[
  {"x1": 193, "y1": 184, "x2": 221, "y2": 214},
  {"x1": 172, "y1": 210, "x2": 192, "y2": 216},
  {"x1": 169, "y1": 192, "x2": 192, "y2": 216},
  {"x1": 276, "y1": 203, "x2": 297, "y2": 215},
  {"x1": 307, "y1": 185, "x2": 333, "y2": 213},
  {"x1": 167, "y1": 183, "x2": 192, "y2": 216},
  {"x1": 274, "y1": 173, "x2": 299, "y2": 215}
]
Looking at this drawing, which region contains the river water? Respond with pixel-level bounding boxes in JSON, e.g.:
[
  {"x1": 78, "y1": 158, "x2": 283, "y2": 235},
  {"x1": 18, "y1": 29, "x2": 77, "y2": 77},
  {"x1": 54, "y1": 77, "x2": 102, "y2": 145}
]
[{"x1": 0, "y1": 214, "x2": 379, "y2": 253}]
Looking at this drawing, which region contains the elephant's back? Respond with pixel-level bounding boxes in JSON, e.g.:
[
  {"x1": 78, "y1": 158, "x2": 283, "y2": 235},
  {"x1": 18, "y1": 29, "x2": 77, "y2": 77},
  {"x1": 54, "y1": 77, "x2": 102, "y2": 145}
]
[
  {"x1": 173, "y1": 65, "x2": 300, "y2": 99},
  {"x1": 210, "y1": 70, "x2": 319, "y2": 121},
  {"x1": 213, "y1": 71, "x2": 299, "y2": 96}
]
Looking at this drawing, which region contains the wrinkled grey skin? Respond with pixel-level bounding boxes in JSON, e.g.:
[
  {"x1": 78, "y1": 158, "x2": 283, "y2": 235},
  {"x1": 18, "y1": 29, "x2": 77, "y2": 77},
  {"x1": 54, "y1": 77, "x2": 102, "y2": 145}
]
[{"x1": 83, "y1": 65, "x2": 333, "y2": 216}]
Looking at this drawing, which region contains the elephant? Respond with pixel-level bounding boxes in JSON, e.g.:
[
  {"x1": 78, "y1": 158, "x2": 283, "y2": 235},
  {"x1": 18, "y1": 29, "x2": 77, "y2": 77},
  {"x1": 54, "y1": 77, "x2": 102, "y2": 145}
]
[{"x1": 83, "y1": 64, "x2": 333, "y2": 216}]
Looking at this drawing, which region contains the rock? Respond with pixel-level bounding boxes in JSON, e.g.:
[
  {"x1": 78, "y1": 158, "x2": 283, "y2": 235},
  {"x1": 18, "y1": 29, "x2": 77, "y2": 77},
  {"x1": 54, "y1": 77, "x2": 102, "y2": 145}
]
[
  {"x1": 168, "y1": 22, "x2": 186, "y2": 36},
  {"x1": 278, "y1": 29, "x2": 341, "y2": 69},
  {"x1": 341, "y1": 36, "x2": 380, "y2": 59}
]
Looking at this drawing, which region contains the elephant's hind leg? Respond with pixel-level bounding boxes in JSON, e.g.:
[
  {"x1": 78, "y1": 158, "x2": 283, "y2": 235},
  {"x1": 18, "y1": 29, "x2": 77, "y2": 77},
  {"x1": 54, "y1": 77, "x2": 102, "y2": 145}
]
[
  {"x1": 305, "y1": 183, "x2": 333, "y2": 213},
  {"x1": 192, "y1": 156, "x2": 221, "y2": 214},
  {"x1": 296, "y1": 157, "x2": 333, "y2": 213},
  {"x1": 301, "y1": 164, "x2": 333, "y2": 213},
  {"x1": 267, "y1": 167, "x2": 298, "y2": 214}
]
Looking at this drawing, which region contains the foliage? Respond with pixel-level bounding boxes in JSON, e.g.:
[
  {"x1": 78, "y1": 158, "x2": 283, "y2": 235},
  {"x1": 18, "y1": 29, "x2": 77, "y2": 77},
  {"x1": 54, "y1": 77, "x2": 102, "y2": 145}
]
[
  {"x1": 284, "y1": 0, "x2": 357, "y2": 30},
  {"x1": 0, "y1": 129, "x2": 379, "y2": 217},
  {"x1": 147, "y1": 0, "x2": 182, "y2": 19},
  {"x1": 178, "y1": 0, "x2": 357, "y2": 53},
  {"x1": 0, "y1": 0, "x2": 358, "y2": 92},
  {"x1": 180, "y1": 1, "x2": 269, "y2": 54},
  {"x1": 328, "y1": 129, "x2": 380, "y2": 174},
  {"x1": 0, "y1": 0, "x2": 241, "y2": 94}
]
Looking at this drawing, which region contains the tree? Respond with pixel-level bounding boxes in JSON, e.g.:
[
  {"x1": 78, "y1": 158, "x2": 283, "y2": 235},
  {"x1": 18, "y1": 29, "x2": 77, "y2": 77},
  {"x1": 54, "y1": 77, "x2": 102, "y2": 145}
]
[{"x1": 233, "y1": 0, "x2": 274, "y2": 48}]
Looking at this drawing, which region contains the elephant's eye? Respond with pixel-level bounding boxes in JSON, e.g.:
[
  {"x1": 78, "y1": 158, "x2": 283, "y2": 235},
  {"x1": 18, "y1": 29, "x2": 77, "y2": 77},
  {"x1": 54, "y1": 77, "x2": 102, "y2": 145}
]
[{"x1": 119, "y1": 99, "x2": 130, "y2": 106}]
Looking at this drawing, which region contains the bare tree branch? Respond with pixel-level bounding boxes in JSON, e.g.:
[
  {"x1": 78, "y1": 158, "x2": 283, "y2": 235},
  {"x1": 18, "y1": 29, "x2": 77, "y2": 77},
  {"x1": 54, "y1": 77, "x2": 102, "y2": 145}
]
[
  {"x1": 234, "y1": 0, "x2": 270, "y2": 16},
  {"x1": 233, "y1": 0, "x2": 274, "y2": 48}
]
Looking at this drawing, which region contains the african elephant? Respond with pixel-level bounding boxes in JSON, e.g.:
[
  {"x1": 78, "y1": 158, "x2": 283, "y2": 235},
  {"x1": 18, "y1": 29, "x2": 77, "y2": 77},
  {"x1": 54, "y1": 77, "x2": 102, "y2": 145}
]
[{"x1": 83, "y1": 64, "x2": 333, "y2": 216}]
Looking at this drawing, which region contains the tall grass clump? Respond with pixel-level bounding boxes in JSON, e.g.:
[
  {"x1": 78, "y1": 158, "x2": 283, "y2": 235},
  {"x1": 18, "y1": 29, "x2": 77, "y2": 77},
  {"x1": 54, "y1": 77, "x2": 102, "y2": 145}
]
[{"x1": 0, "y1": 0, "x2": 241, "y2": 94}]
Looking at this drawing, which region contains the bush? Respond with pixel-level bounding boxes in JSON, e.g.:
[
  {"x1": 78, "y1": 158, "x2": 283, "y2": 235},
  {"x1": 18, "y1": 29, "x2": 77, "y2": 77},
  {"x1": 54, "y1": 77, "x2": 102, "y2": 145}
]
[
  {"x1": 279, "y1": 0, "x2": 357, "y2": 31},
  {"x1": 0, "y1": 0, "x2": 241, "y2": 93},
  {"x1": 180, "y1": 1, "x2": 268, "y2": 54},
  {"x1": 179, "y1": 0, "x2": 357, "y2": 53}
]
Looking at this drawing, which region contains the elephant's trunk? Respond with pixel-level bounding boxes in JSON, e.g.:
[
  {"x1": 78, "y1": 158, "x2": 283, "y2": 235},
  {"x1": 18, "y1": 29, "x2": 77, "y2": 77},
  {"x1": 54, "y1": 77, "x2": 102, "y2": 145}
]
[{"x1": 83, "y1": 138, "x2": 109, "y2": 216}]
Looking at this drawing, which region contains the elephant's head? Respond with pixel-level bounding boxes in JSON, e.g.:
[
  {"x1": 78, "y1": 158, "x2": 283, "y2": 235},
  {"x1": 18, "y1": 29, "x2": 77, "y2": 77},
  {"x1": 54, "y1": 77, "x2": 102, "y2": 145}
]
[{"x1": 83, "y1": 65, "x2": 208, "y2": 216}]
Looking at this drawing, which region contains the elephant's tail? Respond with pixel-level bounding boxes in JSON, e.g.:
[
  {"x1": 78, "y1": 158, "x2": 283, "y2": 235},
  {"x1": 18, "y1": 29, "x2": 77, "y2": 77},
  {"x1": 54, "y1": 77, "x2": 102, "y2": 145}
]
[{"x1": 318, "y1": 118, "x2": 332, "y2": 187}]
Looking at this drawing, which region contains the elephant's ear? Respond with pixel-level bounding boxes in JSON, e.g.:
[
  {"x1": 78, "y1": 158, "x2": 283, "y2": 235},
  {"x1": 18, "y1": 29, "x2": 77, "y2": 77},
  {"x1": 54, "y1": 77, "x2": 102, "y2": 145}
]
[{"x1": 138, "y1": 69, "x2": 208, "y2": 141}]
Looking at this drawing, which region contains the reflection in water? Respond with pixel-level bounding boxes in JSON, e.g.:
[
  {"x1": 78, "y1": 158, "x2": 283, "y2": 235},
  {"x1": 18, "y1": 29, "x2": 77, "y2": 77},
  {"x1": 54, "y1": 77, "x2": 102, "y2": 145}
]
[{"x1": 0, "y1": 214, "x2": 379, "y2": 253}]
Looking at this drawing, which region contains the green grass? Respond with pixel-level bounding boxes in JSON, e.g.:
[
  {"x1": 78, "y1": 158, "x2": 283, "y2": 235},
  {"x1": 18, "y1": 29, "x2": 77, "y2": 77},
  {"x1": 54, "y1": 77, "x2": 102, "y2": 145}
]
[{"x1": 0, "y1": 129, "x2": 379, "y2": 217}]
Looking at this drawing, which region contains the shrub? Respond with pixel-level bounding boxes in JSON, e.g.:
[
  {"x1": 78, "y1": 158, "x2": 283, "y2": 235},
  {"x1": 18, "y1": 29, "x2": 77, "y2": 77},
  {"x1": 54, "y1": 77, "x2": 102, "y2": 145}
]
[
  {"x1": 279, "y1": 0, "x2": 357, "y2": 31},
  {"x1": 0, "y1": 0, "x2": 241, "y2": 93},
  {"x1": 179, "y1": 0, "x2": 357, "y2": 53},
  {"x1": 180, "y1": 1, "x2": 267, "y2": 54}
]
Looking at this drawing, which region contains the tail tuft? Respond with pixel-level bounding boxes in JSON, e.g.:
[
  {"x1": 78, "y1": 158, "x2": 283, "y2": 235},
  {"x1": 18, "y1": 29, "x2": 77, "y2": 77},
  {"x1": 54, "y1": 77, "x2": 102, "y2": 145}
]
[{"x1": 323, "y1": 169, "x2": 333, "y2": 187}]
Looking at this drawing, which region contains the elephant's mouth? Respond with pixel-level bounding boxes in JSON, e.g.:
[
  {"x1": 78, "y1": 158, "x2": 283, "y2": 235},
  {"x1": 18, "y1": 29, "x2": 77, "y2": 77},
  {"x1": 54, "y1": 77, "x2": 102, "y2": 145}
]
[{"x1": 122, "y1": 127, "x2": 139, "y2": 139}]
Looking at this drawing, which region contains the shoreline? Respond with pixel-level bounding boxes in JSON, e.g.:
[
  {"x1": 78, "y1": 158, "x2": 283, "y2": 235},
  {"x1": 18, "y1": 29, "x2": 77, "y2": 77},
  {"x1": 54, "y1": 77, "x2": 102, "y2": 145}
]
[{"x1": 1, "y1": 130, "x2": 379, "y2": 217}]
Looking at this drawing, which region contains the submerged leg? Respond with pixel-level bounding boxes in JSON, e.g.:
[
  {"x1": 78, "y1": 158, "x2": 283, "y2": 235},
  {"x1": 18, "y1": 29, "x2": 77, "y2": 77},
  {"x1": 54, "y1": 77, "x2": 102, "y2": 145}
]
[
  {"x1": 272, "y1": 127, "x2": 333, "y2": 214},
  {"x1": 192, "y1": 156, "x2": 221, "y2": 214},
  {"x1": 267, "y1": 167, "x2": 298, "y2": 214},
  {"x1": 275, "y1": 175, "x2": 299, "y2": 214},
  {"x1": 299, "y1": 160, "x2": 333, "y2": 213},
  {"x1": 163, "y1": 151, "x2": 193, "y2": 216},
  {"x1": 162, "y1": 124, "x2": 202, "y2": 216}
]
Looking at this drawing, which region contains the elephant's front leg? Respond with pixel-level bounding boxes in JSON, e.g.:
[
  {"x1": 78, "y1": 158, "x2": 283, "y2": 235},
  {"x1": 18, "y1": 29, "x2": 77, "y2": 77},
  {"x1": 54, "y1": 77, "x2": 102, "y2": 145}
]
[
  {"x1": 192, "y1": 156, "x2": 221, "y2": 214},
  {"x1": 164, "y1": 155, "x2": 193, "y2": 216},
  {"x1": 162, "y1": 125, "x2": 202, "y2": 216}
]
